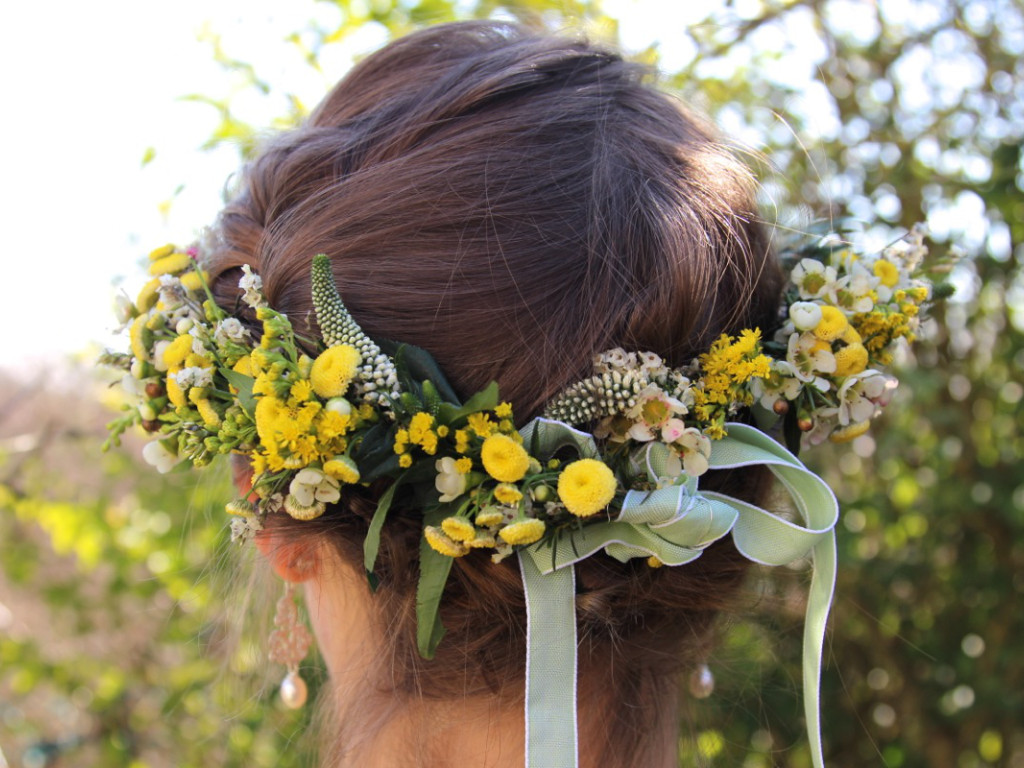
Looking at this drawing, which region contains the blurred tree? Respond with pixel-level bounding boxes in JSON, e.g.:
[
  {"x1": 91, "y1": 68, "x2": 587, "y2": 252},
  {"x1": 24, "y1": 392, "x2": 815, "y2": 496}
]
[{"x1": 2, "y1": 0, "x2": 1021, "y2": 766}]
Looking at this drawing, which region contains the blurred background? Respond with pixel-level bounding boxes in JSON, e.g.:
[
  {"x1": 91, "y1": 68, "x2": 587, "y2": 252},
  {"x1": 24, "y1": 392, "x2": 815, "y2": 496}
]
[{"x1": 1, "y1": 0, "x2": 1021, "y2": 765}]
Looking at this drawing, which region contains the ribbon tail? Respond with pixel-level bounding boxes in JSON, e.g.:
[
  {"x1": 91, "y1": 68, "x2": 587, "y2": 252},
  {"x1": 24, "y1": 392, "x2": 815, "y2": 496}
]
[
  {"x1": 804, "y1": 529, "x2": 837, "y2": 768},
  {"x1": 519, "y1": 552, "x2": 579, "y2": 768}
]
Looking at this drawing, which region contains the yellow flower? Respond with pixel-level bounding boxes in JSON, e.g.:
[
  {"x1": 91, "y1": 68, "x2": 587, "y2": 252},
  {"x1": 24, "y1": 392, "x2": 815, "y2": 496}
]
[
  {"x1": 225, "y1": 499, "x2": 255, "y2": 516},
  {"x1": 441, "y1": 516, "x2": 476, "y2": 543},
  {"x1": 557, "y1": 459, "x2": 616, "y2": 517},
  {"x1": 475, "y1": 507, "x2": 505, "y2": 527},
  {"x1": 148, "y1": 252, "x2": 193, "y2": 276},
  {"x1": 129, "y1": 316, "x2": 151, "y2": 362},
  {"x1": 647, "y1": 556, "x2": 664, "y2": 568},
  {"x1": 494, "y1": 402, "x2": 513, "y2": 419},
  {"x1": 232, "y1": 355, "x2": 253, "y2": 377},
  {"x1": 493, "y1": 483, "x2": 523, "y2": 506},
  {"x1": 424, "y1": 526, "x2": 469, "y2": 558},
  {"x1": 324, "y1": 455, "x2": 360, "y2": 484},
  {"x1": 166, "y1": 375, "x2": 186, "y2": 407},
  {"x1": 454, "y1": 457, "x2": 472, "y2": 474},
  {"x1": 829, "y1": 421, "x2": 871, "y2": 443},
  {"x1": 399, "y1": 453, "x2": 413, "y2": 468},
  {"x1": 455, "y1": 429, "x2": 471, "y2": 453},
  {"x1": 409, "y1": 412, "x2": 435, "y2": 442},
  {"x1": 290, "y1": 379, "x2": 313, "y2": 402},
  {"x1": 148, "y1": 244, "x2": 175, "y2": 261},
  {"x1": 480, "y1": 434, "x2": 530, "y2": 483},
  {"x1": 179, "y1": 270, "x2": 209, "y2": 292},
  {"x1": 813, "y1": 306, "x2": 849, "y2": 342},
  {"x1": 193, "y1": 397, "x2": 221, "y2": 428},
  {"x1": 163, "y1": 334, "x2": 193, "y2": 372},
  {"x1": 833, "y1": 343, "x2": 868, "y2": 377},
  {"x1": 499, "y1": 518, "x2": 546, "y2": 546},
  {"x1": 436, "y1": 425, "x2": 450, "y2": 438},
  {"x1": 310, "y1": 344, "x2": 361, "y2": 398},
  {"x1": 467, "y1": 412, "x2": 496, "y2": 438},
  {"x1": 873, "y1": 259, "x2": 900, "y2": 287},
  {"x1": 394, "y1": 428, "x2": 409, "y2": 453},
  {"x1": 136, "y1": 277, "x2": 161, "y2": 313}
]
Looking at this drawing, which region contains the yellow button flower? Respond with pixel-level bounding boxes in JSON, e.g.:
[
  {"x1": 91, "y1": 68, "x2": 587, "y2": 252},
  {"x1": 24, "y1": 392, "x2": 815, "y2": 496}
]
[
  {"x1": 310, "y1": 344, "x2": 361, "y2": 398},
  {"x1": 829, "y1": 421, "x2": 871, "y2": 443},
  {"x1": 441, "y1": 516, "x2": 476, "y2": 543},
  {"x1": 557, "y1": 458, "x2": 617, "y2": 517},
  {"x1": 813, "y1": 306, "x2": 849, "y2": 342},
  {"x1": 425, "y1": 526, "x2": 469, "y2": 558},
  {"x1": 833, "y1": 343, "x2": 869, "y2": 377},
  {"x1": 324, "y1": 455, "x2": 360, "y2": 484},
  {"x1": 873, "y1": 259, "x2": 900, "y2": 288},
  {"x1": 480, "y1": 433, "x2": 531, "y2": 483},
  {"x1": 499, "y1": 518, "x2": 545, "y2": 546}
]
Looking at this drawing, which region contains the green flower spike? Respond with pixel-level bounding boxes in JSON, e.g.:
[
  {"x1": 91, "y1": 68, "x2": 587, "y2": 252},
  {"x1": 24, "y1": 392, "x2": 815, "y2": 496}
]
[
  {"x1": 544, "y1": 370, "x2": 645, "y2": 425},
  {"x1": 311, "y1": 253, "x2": 398, "y2": 405}
]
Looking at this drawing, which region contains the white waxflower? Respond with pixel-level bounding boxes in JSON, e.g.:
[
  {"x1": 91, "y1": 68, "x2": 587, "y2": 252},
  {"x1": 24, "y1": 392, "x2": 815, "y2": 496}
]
[
  {"x1": 638, "y1": 351, "x2": 668, "y2": 377},
  {"x1": 595, "y1": 348, "x2": 633, "y2": 373},
  {"x1": 789, "y1": 301, "x2": 823, "y2": 331},
  {"x1": 786, "y1": 332, "x2": 836, "y2": 389},
  {"x1": 239, "y1": 265, "x2": 265, "y2": 308},
  {"x1": 434, "y1": 457, "x2": 468, "y2": 503},
  {"x1": 791, "y1": 259, "x2": 838, "y2": 300},
  {"x1": 750, "y1": 363, "x2": 804, "y2": 410},
  {"x1": 289, "y1": 468, "x2": 341, "y2": 507},
  {"x1": 829, "y1": 262, "x2": 877, "y2": 314},
  {"x1": 142, "y1": 441, "x2": 178, "y2": 474}
]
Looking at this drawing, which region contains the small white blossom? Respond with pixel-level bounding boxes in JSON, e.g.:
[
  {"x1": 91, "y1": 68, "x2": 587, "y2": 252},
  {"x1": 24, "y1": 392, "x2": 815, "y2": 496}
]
[
  {"x1": 289, "y1": 468, "x2": 341, "y2": 507},
  {"x1": 829, "y1": 262, "x2": 877, "y2": 314},
  {"x1": 791, "y1": 259, "x2": 838, "y2": 300},
  {"x1": 789, "y1": 301, "x2": 822, "y2": 331},
  {"x1": 434, "y1": 457, "x2": 468, "y2": 503},
  {"x1": 158, "y1": 274, "x2": 185, "y2": 308},
  {"x1": 786, "y1": 332, "x2": 836, "y2": 389},
  {"x1": 239, "y1": 264, "x2": 265, "y2": 309},
  {"x1": 230, "y1": 514, "x2": 263, "y2": 545},
  {"x1": 142, "y1": 441, "x2": 178, "y2": 474},
  {"x1": 173, "y1": 366, "x2": 213, "y2": 390},
  {"x1": 214, "y1": 317, "x2": 249, "y2": 345}
]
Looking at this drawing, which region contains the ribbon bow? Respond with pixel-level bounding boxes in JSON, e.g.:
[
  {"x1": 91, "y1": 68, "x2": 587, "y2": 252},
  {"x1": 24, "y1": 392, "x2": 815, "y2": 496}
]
[{"x1": 516, "y1": 419, "x2": 838, "y2": 768}]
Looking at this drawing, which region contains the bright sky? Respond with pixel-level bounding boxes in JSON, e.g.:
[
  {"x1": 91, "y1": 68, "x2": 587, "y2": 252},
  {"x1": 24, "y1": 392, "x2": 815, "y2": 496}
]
[
  {"x1": 1, "y1": 0, "x2": 385, "y2": 373},
  {"x1": 6, "y1": 0, "x2": 964, "y2": 373}
]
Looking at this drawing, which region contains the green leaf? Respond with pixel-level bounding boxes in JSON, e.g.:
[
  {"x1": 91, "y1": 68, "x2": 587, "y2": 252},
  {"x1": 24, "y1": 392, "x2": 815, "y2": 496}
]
[
  {"x1": 383, "y1": 341, "x2": 461, "y2": 405},
  {"x1": 221, "y1": 370, "x2": 256, "y2": 416},
  {"x1": 437, "y1": 381, "x2": 500, "y2": 424},
  {"x1": 416, "y1": 508, "x2": 454, "y2": 660},
  {"x1": 363, "y1": 478, "x2": 402, "y2": 577}
]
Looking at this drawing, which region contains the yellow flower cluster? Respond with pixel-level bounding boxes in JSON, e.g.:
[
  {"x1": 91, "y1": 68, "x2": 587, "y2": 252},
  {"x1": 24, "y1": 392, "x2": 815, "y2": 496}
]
[
  {"x1": 394, "y1": 411, "x2": 443, "y2": 467},
  {"x1": 557, "y1": 458, "x2": 617, "y2": 517},
  {"x1": 693, "y1": 330, "x2": 771, "y2": 437}
]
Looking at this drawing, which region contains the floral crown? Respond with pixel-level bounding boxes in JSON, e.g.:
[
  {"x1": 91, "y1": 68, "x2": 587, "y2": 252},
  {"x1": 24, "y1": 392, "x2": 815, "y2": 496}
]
[{"x1": 104, "y1": 227, "x2": 945, "y2": 768}]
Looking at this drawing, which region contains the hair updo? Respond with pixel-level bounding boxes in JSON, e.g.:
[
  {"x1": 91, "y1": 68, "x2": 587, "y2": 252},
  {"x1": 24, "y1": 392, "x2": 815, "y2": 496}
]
[{"x1": 208, "y1": 20, "x2": 783, "y2": 767}]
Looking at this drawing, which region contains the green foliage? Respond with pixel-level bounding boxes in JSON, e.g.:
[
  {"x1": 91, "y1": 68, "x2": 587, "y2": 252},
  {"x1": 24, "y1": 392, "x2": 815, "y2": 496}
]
[{"x1": 3, "y1": 0, "x2": 1022, "y2": 766}]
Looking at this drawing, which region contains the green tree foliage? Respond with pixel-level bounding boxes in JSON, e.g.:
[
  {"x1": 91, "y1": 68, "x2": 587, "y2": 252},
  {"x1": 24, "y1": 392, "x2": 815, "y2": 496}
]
[{"x1": 2, "y1": 1, "x2": 1021, "y2": 766}]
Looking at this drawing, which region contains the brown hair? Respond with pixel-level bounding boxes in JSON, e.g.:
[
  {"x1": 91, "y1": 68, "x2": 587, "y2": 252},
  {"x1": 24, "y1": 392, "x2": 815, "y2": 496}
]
[{"x1": 209, "y1": 21, "x2": 782, "y2": 768}]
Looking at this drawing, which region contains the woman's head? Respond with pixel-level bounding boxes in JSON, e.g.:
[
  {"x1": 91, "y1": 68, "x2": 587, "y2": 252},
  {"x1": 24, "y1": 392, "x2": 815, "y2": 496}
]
[{"x1": 208, "y1": 20, "x2": 782, "y2": 767}]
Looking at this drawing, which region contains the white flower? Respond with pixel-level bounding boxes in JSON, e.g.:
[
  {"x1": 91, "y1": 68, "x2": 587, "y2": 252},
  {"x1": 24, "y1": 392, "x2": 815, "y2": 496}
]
[
  {"x1": 594, "y1": 347, "x2": 635, "y2": 373},
  {"x1": 158, "y1": 274, "x2": 185, "y2": 308},
  {"x1": 113, "y1": 293, "x2": 135, "y2": 327},
  {"x1": 173, "y1": 366, "x2": 213, "y2": 390},
  {"x1": 638, "y1": 351, "x2": 668, "y2": 378},
  {"x1": 791, "y1": 259, "x2": 838, "y2": 300},
  {"x1": 829, "y1": 262, "x2": 877, "y2": 314},
  {"x1": 750, "y1": 362, "x2": 804, "y2": 410},
  {"x1": 786, "y1": 332, "x2": 836, "y2": 389},
  {"x1": 120, "y1": 373, "x2": 143, "y2": 397},
  {"x1": 288, "y1": 467, "x2": 341, "y2": 507},
  {"x1": 214, "y1": 317, "x2": 249, "y2": 345},
  {"x1": 434, "y1": 457, "x2": 468, "y2": 503},
  {"x1": 674, "y1": 428, "x2": 711, "y2": 477},
  {"x1": 804, "y1": 408, "x2": 840, "y2": 446},
  {"x1": 789, "y1": 301, "x2": 823, "y2": 331},
  {"x1": 142, "y1": 441, "x2": 178, "y2": 474},
  {"x1": 239, "y1": 265, "x2": 265, "y2": 309},
  {"x1": 626, "y1": 385, "x2": 688, "y2": 441},
  {"x1": 189, "y1": 327, "x2": 209, "y2": 357},
  {"x1": 230, "y1": 514, "x2": 263, "y2": 545}
]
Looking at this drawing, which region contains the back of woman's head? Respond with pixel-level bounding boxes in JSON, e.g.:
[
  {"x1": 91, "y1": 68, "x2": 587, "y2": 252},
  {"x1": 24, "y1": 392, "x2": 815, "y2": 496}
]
[{"x1": 207, "y1": 20, "x2": 782, "y2": 766}]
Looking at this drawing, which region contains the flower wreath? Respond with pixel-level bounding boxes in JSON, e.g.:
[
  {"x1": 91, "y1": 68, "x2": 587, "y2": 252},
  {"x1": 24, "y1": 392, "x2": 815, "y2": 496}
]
[{"x1": 104, "y1": 226, "x2": 947, "y2": 768}]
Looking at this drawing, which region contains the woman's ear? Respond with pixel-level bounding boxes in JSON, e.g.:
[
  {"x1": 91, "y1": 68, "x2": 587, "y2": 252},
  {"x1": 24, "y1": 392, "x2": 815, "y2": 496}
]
[
  {"x1": 254, "y1": 532, "x2": 321, "y2": 582},
  {"x1": 233, "y1": 456, "x2": 320, "y2": 582}
]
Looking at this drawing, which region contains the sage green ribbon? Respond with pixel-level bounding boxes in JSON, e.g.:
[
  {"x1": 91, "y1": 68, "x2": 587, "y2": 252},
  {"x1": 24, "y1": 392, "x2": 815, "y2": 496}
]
[{"x1": 517, "y1": 419, "x2": 838, "y2": 768}]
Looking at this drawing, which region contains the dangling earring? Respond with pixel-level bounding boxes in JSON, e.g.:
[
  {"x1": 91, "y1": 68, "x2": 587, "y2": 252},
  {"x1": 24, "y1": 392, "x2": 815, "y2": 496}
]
[
  {"x1": 688, "y1": 663, "x2": 715, "y2": 699},
  {"x1": 268, "y1": 581, "x2": 313, "y2": 708}
]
